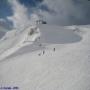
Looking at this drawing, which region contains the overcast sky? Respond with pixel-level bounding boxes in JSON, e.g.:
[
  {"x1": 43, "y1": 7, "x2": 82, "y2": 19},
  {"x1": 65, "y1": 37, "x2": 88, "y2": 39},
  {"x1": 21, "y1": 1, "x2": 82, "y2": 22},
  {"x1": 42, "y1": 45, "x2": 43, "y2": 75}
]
[{"x1": 0, "y1": 0, "x2": 90, "y2": 28}]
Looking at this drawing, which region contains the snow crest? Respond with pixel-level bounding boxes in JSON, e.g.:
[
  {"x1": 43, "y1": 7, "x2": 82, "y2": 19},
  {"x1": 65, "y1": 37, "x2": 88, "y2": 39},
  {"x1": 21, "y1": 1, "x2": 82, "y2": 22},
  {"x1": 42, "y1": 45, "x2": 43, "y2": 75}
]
[{"x1": 0, "y1": 25, "x2": 40, "y2": 60}]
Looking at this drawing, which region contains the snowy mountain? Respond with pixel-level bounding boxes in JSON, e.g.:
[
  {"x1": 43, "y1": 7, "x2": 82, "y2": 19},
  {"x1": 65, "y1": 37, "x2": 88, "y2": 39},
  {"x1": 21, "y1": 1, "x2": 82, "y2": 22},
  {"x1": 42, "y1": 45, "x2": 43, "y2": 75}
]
[{"x1": 0, "y1": 24, "x2": 90, "y2": 90}]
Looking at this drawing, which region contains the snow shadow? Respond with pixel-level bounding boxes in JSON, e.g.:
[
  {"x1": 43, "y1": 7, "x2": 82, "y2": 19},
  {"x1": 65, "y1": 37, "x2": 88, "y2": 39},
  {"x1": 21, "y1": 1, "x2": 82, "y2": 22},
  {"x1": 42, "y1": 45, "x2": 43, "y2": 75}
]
[
  {"x1": 3, "y1": 42, "x2": 45, "y2": 61},
  {"x1": 39, "y1": 25, "x2": 82, "y2": 44}
]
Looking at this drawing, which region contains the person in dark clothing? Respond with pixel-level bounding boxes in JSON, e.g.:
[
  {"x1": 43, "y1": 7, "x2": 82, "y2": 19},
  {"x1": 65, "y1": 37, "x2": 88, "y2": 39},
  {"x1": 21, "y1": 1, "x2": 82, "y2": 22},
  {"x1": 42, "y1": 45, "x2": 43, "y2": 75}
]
[
  {"x1": 39, "y1": 44, "x2": 42, "y2": 47},
  {"x1": 53, "y1": 48, "x2": 55, "y2": 52},
  {"x1": 38, "y1": 53, "x2": 41, "y2": 56},
  {"x1": 43, "y1": 50, "x2": 45, "y2": 54}
]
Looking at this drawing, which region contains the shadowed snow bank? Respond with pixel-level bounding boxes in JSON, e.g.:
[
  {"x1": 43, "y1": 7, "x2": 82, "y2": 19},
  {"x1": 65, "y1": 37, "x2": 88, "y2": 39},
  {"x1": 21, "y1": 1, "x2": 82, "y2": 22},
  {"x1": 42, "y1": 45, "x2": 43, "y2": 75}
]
[{"x1": 39, "y1": 25, "x2": 82, "y2": 44}]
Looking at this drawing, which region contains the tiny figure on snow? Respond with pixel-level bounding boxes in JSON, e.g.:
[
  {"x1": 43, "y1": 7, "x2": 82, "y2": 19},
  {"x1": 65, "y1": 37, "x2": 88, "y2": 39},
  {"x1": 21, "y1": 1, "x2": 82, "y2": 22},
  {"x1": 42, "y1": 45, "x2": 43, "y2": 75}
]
[
  {"x1": 38, "y1": 53, "x2": 41, "y2": 56},
  {"x1": 43, "y1": 50, "x2": 45, "y2": 55},
  {"x1": 39, "y1": 43, "x2": 42, "y2": 47},
  {"x1": 38, "y1": 37, "x2": 40, "y2": 40},
  {"x1": 53, "y1": 48, "x2": 55, "y2": 52}
]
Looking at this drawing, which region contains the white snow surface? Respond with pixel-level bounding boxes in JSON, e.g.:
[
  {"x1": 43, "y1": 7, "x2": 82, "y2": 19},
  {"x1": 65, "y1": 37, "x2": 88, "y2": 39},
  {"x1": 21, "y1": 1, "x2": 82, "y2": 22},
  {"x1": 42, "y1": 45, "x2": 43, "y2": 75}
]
[{"x1": 0, "y1": 24, "x2": 90, "y2": 90}]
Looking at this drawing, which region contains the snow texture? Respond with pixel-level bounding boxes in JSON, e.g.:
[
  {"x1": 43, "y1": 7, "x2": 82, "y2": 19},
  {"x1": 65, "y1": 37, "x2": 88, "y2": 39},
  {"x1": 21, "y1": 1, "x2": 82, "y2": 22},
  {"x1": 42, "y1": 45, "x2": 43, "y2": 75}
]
[{"x1": 0, "y1": 24, "x2": 90, "y2": 90}]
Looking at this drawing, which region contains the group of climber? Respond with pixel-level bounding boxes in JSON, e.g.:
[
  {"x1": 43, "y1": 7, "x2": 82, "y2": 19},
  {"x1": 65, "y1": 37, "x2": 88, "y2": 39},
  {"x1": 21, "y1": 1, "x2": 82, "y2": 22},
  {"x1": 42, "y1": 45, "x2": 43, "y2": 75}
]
[{"x1": 38, "y1": 47, "x2": 56, "y2": 56}]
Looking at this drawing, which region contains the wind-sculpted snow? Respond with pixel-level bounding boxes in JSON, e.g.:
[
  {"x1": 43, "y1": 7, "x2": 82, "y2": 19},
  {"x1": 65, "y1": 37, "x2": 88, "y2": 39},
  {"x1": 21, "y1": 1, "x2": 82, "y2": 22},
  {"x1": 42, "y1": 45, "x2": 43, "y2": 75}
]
[
  {"x1": 0, "y1": 25, "x2": 90, "y2": 90},
  {"x1": 0, "y1": 25, "x2": 40, "y2": 60}
]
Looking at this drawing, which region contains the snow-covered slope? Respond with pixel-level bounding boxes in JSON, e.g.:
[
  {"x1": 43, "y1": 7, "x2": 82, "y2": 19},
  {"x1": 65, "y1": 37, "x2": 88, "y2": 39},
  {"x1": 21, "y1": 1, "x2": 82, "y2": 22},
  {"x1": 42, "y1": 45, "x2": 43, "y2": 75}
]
[
  {"x1": 0, "y1": 25, "x2": 40, "y2": 60},
  {"x1": 0, "y1": 24, "x2": 90, "y2": 90}
]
